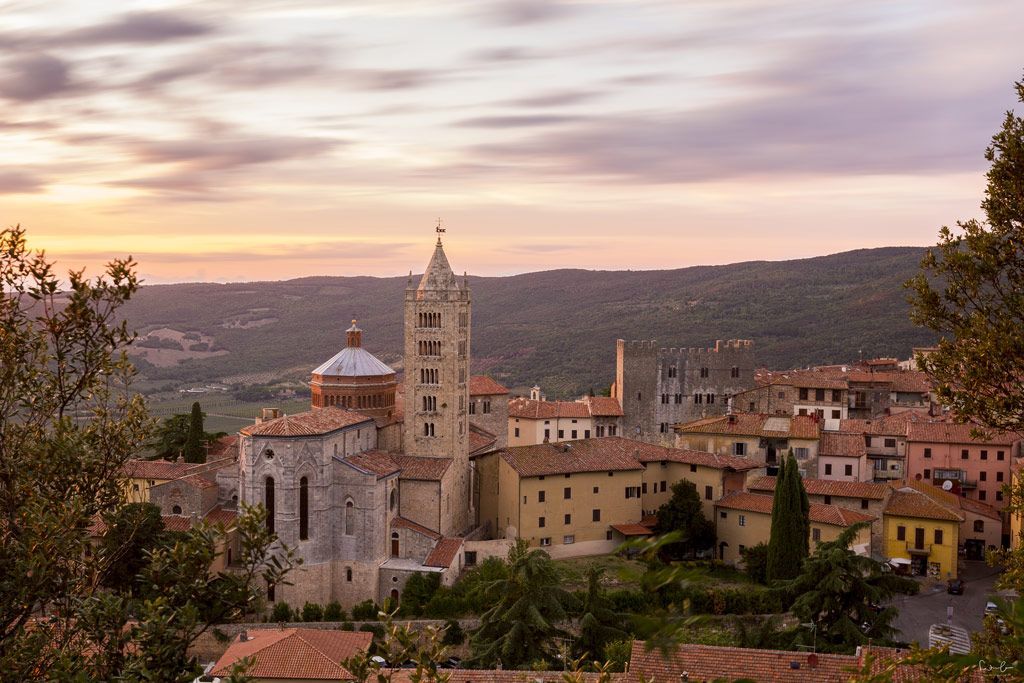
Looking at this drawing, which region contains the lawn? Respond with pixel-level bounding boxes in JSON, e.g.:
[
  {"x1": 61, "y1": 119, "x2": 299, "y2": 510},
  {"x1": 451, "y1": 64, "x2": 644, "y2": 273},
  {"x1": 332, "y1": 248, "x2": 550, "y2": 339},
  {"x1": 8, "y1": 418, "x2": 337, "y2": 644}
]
[{"x1": 554, "y1": 555, "x2": 647, "y2": 591}]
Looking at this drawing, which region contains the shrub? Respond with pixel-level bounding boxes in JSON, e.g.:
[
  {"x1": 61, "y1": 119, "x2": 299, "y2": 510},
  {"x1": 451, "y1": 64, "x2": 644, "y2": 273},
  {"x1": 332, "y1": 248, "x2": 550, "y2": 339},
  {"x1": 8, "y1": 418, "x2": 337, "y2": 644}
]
[
  {"x1": 324, "y1": 601, "x2": 344, "y2": 621},
  {"x1": 302, "y1": 602, "x2": 324, "y2": 622},
  {"x1": 604, "y1": 639, "x2": 632, "y2": 672},
  {"x1": 441, "y1": 619, "x2": 465, "y2": 646},
  {"x1": 422, "y1": 592, "x2": 468, "y2": 619},
  {"x1": 607, "y1": 589, "x2": 652, "y2": 613},
  {"x1": 351, "y1": 599, "x2": 379, "y2": 621},
  {"x1": 340, "y1": 621, "x2": 355, "y2": 631},
  {"x1": 269, "y1": 602, "x2": 292, "y2": 623},
  {"x1": 359, "y1": 623, "x2": 385, "y2": 639},
  {"x1": 740, "y1": 543, "x2": 770, "y2": 584},
  {"x1": 401, "y1": 572, "x2": 442, "y2": 617}
]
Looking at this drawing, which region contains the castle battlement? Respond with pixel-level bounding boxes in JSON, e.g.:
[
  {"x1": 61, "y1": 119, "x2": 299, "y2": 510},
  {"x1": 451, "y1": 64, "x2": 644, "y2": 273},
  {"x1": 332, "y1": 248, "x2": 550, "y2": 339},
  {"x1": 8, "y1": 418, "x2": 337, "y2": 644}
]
[{"x1": 620, "y1": 339, "x2": 754, "y2": 355}]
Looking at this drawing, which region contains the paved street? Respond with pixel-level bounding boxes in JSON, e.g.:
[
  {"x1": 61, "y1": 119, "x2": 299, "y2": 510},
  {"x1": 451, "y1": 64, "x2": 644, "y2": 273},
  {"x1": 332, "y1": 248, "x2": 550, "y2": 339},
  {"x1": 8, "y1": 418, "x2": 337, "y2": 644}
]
[{"x1": 891, "y1": 561, "x2": 1001, "y2": 647}]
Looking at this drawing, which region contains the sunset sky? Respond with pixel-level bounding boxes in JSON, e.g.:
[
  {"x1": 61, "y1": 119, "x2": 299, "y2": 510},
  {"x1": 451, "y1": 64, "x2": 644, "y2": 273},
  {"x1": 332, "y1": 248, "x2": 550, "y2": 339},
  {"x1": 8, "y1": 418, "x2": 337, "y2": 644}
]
[{"x1": 2, "y1": 0, "x2": 1022, "y2": 283}]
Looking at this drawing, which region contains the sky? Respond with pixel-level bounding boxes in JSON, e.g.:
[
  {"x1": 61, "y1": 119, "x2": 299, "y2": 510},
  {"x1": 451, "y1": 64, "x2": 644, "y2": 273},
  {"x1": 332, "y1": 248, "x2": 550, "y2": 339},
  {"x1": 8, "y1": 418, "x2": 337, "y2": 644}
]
[{"x1": 1, "y1": 0, "x2": 1022, "y2": 283}]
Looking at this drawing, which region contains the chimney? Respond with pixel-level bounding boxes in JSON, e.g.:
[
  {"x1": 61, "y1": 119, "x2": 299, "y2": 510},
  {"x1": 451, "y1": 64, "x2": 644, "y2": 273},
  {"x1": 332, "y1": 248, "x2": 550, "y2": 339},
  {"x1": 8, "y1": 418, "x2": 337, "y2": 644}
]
[
  {"x1": 727, "y1": 414, "x2": 737, "y2": 424},
  {"x1": 262, "y1": 407, "x2": 281, "y2": 421},
  {"x1": 239, "y1": 630, "x2": 248, "y2": 642},
  {"x1": 346, "y1": 320, "x2": 362, "y2": 348}
]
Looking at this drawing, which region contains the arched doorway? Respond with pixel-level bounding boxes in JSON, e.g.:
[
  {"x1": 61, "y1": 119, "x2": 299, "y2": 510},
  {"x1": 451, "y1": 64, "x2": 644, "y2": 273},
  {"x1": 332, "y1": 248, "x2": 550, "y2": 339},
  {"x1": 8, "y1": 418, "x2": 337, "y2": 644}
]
[{"x1": 390, "y1": 588, "x2": 399, "y2": 603}]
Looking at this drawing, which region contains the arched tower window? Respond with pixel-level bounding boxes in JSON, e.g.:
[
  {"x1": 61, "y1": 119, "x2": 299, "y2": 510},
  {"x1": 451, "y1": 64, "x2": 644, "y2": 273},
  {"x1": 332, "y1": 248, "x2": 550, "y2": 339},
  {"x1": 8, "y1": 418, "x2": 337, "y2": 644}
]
[
  {"x1": 265, "y1": 477, "x2": 275, "y2": 533},
  {"x1": 390, "y1": 488, "x2": 397, "y2": 511},
  {"x1": 345, "y1": 499, "x2": 354, "y2": 536},
  {"x1": 299, "y1": 476, "x2": 309, "y2": 540},
  {"x1": 391, "y1": 531, "x2": 400, "y2": 557}
]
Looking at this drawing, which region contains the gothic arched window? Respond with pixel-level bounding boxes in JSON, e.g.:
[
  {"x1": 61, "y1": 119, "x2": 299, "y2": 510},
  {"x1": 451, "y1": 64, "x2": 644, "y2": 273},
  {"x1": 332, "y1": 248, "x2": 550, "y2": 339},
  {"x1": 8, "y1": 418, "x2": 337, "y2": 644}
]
[
  {"x1": 390, "y1": 488, "x2": 397, "y2": 512},
  {"x1": 265, "y1": 477, "x2": 275, "y2": 533},
  {"x1": 299, "y1": 476, "x2": 309, "y2": 540},
  {"x1": 345, "y1": 499, "x2": 354, "y2": 536}
]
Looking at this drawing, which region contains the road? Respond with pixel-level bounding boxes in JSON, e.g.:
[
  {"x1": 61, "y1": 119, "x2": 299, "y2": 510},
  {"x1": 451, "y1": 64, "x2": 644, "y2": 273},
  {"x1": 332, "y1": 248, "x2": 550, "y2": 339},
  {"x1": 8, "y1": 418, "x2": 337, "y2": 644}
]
[{"x1": 891, "y1": 560, "x2": 1001, "y2": 647}]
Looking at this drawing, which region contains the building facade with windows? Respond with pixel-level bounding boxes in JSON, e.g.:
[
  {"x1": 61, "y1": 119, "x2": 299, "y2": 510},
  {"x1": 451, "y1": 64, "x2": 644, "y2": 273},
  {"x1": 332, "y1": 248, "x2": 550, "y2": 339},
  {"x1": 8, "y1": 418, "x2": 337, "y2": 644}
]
[
  {"x1": 507, "y1": 394, "x2": 624, "y2": 446},
  {"x1": 673, "y1": 413, "x2": 821, "y2": 474}
]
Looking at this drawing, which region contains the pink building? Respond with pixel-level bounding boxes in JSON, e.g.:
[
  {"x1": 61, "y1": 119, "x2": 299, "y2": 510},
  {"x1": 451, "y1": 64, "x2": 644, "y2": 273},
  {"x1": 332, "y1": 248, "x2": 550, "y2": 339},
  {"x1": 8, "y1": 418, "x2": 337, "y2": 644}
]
[{"x1": 905, "y1": 422, "x2": 1021, "y2": 516}]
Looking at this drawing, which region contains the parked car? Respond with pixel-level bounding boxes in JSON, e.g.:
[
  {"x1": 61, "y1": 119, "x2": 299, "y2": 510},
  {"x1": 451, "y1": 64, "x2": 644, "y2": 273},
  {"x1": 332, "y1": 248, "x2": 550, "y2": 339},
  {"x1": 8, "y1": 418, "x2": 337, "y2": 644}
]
[
  {"x1": 986, "y1": 601, "x2": 1010, "y2": 635},
  {"x1": 947, "y1": 578, "x2": 966, "y2": 595}
]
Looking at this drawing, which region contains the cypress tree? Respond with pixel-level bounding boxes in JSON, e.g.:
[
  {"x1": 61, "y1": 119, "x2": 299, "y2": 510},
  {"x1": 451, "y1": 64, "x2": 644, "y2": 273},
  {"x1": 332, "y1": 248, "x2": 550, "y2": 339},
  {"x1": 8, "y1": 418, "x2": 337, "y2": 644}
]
[
  {"x1": 182, "y1": 401, "x2": 206, "y2": 464},
  {"x1": 792, "y1": 450, "x2": 811, "y2": 557},
  {"x1": 766, "y1": 453, "x2": 808, "y2": 581}
]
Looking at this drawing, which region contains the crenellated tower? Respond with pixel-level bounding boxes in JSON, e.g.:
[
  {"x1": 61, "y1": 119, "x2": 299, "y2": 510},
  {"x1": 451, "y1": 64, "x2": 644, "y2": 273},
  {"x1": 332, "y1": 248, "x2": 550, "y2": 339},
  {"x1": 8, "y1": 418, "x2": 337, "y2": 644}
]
[{"x1": 402, "y1": 233, "x2": 472, "y2": 533}]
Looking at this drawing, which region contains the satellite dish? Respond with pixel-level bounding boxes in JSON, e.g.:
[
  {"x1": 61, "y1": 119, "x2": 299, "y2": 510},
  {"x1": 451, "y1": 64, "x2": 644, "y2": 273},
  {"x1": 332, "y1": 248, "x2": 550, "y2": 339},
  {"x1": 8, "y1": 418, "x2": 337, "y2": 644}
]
[{"x1": 942, "y1": 480, "x2": 953, "y2": 491}]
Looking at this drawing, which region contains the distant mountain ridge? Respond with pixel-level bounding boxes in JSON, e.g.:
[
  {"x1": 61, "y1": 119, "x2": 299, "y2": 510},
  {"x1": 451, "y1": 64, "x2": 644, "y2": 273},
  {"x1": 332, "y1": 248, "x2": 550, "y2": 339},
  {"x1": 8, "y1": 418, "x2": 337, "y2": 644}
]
[{"x1": 119, "y1": 246, "x2": 936, "y2": 397}]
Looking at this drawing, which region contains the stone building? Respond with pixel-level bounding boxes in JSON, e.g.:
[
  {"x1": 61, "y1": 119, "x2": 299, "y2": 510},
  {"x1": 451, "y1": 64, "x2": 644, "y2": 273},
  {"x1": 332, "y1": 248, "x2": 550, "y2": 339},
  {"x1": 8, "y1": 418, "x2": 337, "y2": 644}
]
[
  {"x1": 468, "y1": 375, "x2": 509, "y2": 450},
  {"x1": 614, "y1": 338, "x2": 755, "y2": 445},
  {"x1": 310, "y1": 321, "x2": 398, "y2": 421}
]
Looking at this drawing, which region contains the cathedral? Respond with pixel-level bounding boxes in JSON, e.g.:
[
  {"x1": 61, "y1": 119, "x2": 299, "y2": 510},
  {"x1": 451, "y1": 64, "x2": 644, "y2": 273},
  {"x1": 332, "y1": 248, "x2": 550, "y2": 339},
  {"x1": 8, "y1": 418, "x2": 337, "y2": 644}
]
[{"x1": 231, "y1": 235, "x2": 488, "y2": 608}]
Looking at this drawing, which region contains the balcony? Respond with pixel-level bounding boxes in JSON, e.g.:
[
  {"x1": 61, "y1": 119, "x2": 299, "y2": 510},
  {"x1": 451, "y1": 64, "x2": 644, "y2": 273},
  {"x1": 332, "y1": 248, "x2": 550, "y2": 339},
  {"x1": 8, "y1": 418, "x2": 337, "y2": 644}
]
[
  {"x1": 872, "y1": 470, "x2": 903, "y2": 481},
  {"x1": 906, "y1": 543, "x2": 932, "y2": 555}
]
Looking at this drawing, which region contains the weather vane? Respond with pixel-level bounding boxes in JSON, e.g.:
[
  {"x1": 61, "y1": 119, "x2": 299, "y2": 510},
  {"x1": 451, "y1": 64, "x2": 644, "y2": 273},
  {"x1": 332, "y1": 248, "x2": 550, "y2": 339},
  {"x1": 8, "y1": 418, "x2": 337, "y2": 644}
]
[{"x1": 435, "y1": 218, "x2": 446, "y2": 234}]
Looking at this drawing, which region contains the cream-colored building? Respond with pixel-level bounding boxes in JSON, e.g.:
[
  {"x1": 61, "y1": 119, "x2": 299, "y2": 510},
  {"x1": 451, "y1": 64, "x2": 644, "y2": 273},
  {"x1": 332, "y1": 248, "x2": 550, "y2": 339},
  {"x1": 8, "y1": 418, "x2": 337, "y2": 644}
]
[
  {"x1": 507, "y1": 395, "x2": 624, "y2": 446},
  {"x1": 475, "y1": 436, "x2": 764, "y2": 553},
  {"x1": 816, "y1": 431, "x2": 871, "y2": 482},
  {"x1": 674, "y1": 413, "x2": 820, "y2": 475},
  {"x1": 715, "y1": 491, "x2": 873, "y2": 564}
]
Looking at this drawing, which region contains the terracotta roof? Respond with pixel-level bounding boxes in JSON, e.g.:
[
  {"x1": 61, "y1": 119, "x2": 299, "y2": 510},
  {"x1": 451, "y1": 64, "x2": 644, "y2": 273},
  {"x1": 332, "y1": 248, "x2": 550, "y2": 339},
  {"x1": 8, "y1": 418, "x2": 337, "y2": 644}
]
[
  {"x1": 161, "y1": 515, "x2": 194, "y2": 532},
  {"x1": 748, "y1": 476, "x2": 889, "y2": 500},
  {"x1": 391, "y1": 516, "x2": 441, "y2": 540},
  {"x1": 884, "y1": 488, "x2": 963, "y2": 522},
  {"x1": 210, "y1": 628, "x2": 372, "y2": 679},
  {"x1": 468, "y1": 424, "x2": 498, "y2": 456},
  {"x1": 888, "y1": 371, "x2": 932, "y2": 393},
  {"x1": 906, "y1": 421, "x2": 1019, "y2": 446},
  {"x1": 498, "y1": 438, "x2": 645, "y2": 478},
  {"x1": 208, "y1": 434, "x2": 239, "y2": 458},
  {"x1": 896, "y1": 479, "x2": 1002, "y2": 521},
  {"x1": 122, "y1": 459, "x2": 194, "y2": 481},
  {"x1": 393, "y1": 455, "x2": 452, "y2": 481},
  {"x1": 584, "y1": 395, "x2": 624, "y2": 417},
  {"x1": 716, "y1": 492, "x2": 874, "y2": 527},
  {"x1": 204, "y1": 506, "x2": 238, "y2": 526},
  {"x1": 469, "y1": 375, "x2": 509, "y2": 396},
  {"x1": 345, "y1": 450, "x2": 401, "y2": 478},
  {"x1": 388, "y1": 671, "x2": 626, "y2": 682},
  {"x1": 675, "y1": 413, "x2": 821, "y2": 440},
  {"x1": 629, "y1": 641, "x2": 859, "y2": 682},
  {"x1": 610, "y1": 523, "x2": 654, "y2": 536},
  {"x1": 628, "y1": 441, "x2": 762, "y2": 471},
  {"x1": 839, "y1": 410, "x2": 932, "y2": 436},
  {"x1": 508, "y1": 397, "x2": 592, "y2": 419},
  {"x1": 241, "y1": 407, "x2": 373, "y2": 437},
  {"x1": 818, "y1": 432, "x2": 867, "y2": 458},
  {"x1": 179, "y1": 473, "x2": 218, "y2": 490},
  {"x1": 423, "y1": 537, "x2": 463, "y2": 568}
]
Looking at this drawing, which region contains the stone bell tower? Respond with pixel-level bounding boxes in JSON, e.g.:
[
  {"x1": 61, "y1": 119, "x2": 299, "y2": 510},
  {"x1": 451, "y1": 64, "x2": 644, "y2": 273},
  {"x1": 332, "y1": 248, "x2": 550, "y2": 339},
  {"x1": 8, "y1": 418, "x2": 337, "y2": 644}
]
[{"x1": 402, "y1": 231, "x2": 472, "y2": 532}]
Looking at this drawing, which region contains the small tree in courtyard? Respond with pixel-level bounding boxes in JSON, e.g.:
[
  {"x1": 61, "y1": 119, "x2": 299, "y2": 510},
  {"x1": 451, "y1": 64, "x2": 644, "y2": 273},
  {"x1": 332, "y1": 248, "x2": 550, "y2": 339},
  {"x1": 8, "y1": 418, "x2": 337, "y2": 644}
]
[{"x1": 653, "y1": 480, "x2": 715, "y2": 559}]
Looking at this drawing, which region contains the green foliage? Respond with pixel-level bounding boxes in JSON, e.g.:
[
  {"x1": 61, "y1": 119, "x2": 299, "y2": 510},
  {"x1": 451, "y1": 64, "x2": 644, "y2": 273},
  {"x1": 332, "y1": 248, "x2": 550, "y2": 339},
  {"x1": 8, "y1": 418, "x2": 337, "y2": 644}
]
[
  {"x1": 653, "y1": 480, "x2": 716, "y2": 559},
  {"x1": 182, "y1": 401, "x2": 206, "y2": 463},
  {"x1": 359, "y1": 623, "x2": 385, "y2": 640},
  {"x1": 400, "y1": 572, "x2": 442, "y2": 617},
  {"x1": 341, "y1": 621, "x2": 355, "y2": 631},
  {"x1": 603, "y1": 639, "x2": 632, "y2": 673},
  {"x1": 150, "y1": 410, "x2": 224, "y2": 461},
  {"x1": 99, "y1": 502, "x2": 166, "y2": 594},
  {"x1": 468, "y1": 539, "x2": 571, "y2": 669},
  {"x1": 574, "y1": 567, "x2": 628, "y2": 662},
  {"x1": 301, "y1": 602, "x2": 323, "y2": 622},
  {"x1": 270, "y1": 601, "x2": 293, "y2": 623},
  {"x1": 441, "y1": 619, "x2": 465, "y2": 646},
  {"x1": 0, "y1": 227, "x2": 300, "y2": 681},
  {"x1": 342, "y1": 613, "x2": 451, "y2": 683},
  {"x1": 740, "y1": 543, "x2": 769, "y2": 585},
  {"x1": 790, "y1": 522, "x2": 918, "y2": 653},
  {"x1": 351, "y1": 599, "x2": 379, "y2": 621},
  {"x1": 422, "y1": 589, "x2": 469, "y2": 619},
  {"x1": 907, "y1": 76, "x2": 1024, "y2": 433},
  {"x1": 766, "y1": 455, "x2": 809, "y2": 581},
  {"x1": 324, "y1": 601, "x2": 345, "y2": 621}
]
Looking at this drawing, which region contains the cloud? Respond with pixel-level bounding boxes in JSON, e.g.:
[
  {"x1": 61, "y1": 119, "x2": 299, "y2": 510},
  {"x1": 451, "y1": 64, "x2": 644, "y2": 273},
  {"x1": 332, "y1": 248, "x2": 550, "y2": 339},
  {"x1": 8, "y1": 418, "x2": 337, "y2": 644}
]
[
  {"x1": 482, "y1": 0, "x2": 572, "y2": 26},
  {"x1": 503, "y1": 90, "x2": 604, "y2": 108},
  {"x1": 345, "y1": 69, "x2": 439, "y2": 91},
  {"x1": 61, "y1": 11, "x2": 214, "y2": 45},
  {"x1": 127, "y1": 136, "x2": 339, "y2": 172},
  {"x1": 0, "y1": 54, "x2": 73, "y2": 101},
  {"x1": 0, "y1": 171, "x2": 47, "y2": 194},
  {"x1": 58, "y1": 240, "x2": 416, "y2": 264},
  {"x1": 455, "y1": 114, "x2": 586, "y2": 128},
  {"x1": 468, "y1": 46, "x2": 546, "y2": 63}
]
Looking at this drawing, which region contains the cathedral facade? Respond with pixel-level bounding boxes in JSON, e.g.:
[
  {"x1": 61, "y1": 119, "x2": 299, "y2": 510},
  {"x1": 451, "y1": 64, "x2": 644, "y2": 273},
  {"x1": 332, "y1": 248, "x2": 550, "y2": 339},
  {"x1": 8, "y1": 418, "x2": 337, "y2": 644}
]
[{"x1": 230, "y1": 235, "x2": 482, "y2": 609}]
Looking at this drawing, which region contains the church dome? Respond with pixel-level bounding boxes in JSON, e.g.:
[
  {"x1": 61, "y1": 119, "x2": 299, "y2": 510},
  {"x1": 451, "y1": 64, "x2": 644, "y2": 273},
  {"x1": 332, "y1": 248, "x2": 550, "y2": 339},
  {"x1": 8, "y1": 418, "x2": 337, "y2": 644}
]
[{"x1": 310, "y1": 321, "x2": 397, "y2": 419}]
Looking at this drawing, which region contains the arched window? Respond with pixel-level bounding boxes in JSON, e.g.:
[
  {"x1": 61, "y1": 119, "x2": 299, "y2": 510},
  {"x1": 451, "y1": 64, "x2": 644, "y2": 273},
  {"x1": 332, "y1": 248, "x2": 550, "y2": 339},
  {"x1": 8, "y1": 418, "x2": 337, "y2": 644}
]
[
  {"x1": 299, "y1": 476, "x2": 309, "y2": 540},
  {"x1": 345, "y1": 500, "x2": 354, "y2": 536},
  {"x1": 391, "y1": 531, "x2": 400, "y2": 557},
  {"x1": 266, "y1": 477, "x2": 275, "y2": 533},
  {"x1": 390, "y1": 488, "x2": 397, "y2": 511},
  {"x1": 346, "y1": 567, "x2": 353, "y2": 582},
  {"x1": 172, "y1": 504, "x2": 182, "y2": 515}
]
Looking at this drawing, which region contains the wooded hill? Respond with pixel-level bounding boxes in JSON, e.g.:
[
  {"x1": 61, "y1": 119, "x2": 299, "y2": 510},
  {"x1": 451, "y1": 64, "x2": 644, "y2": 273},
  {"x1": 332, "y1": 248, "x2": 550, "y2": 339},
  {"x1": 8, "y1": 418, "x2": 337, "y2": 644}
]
[{"x1": 120, "y1": 246, "x2": 936, "y2": 398}]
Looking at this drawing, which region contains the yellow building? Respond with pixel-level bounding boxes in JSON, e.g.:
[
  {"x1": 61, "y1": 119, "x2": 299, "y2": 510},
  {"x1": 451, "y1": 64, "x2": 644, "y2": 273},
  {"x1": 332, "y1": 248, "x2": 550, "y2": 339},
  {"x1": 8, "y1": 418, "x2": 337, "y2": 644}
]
[
  {"x1": 122, "y1": 458, "x2": 198, "y2": 502},
  {"x1": 475, "y1": 438, "x2": 646, "y2": 551},
  {"x1": 714, "y1": 491, "x2": 873, "y2": 564},
  {"x1": 636, "y1": 447, "x2": 762, "y2": 520},
  {"x1": 883, "y1": 486, "x2": 962, "y2": 579}
]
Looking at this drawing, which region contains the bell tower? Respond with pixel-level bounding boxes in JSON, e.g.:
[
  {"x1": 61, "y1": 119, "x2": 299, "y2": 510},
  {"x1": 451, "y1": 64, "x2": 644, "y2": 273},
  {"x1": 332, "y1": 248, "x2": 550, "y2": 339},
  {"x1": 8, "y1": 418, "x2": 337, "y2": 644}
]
[{"x1": 402, "y1": 229, "x2": 472, "y2": 532}]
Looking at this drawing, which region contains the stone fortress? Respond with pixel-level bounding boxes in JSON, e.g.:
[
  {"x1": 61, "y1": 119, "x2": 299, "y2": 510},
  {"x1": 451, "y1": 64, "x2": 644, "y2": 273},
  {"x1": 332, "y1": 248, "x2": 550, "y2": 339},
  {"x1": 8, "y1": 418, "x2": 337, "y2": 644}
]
[
  {"x1": 614, "y1": 338, "x2": 755, "y2": 444},
  {"x1": 216, "y1": 234, "x2": 487, "y2": 608}
]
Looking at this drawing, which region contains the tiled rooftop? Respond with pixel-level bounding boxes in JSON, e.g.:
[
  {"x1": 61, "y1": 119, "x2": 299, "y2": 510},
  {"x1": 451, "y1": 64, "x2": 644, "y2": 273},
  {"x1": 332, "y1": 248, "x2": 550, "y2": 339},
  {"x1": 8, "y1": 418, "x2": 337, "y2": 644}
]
[
  {"x1": 210, "y1": 628, "x2": 372, "y2": 680},
  {"x1": 241, "y1": 407, "x2": 373, "y2": 437}
]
